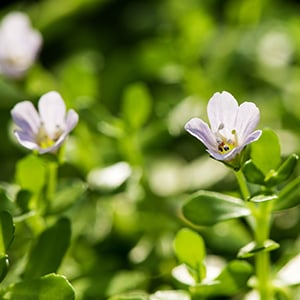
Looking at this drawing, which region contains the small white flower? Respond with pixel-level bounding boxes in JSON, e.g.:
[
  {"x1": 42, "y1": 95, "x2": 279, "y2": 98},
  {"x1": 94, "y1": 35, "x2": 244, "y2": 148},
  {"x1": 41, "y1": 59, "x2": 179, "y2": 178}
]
[
  {"x1": 185, "y1": 91, "x2": 262, "y2": 162},
  {"x1": 0, "y1": 11, "x2": 42, "y2": 78},
  {"x1": 11, "y1": 91, "x2": 79, "y2": 154}
]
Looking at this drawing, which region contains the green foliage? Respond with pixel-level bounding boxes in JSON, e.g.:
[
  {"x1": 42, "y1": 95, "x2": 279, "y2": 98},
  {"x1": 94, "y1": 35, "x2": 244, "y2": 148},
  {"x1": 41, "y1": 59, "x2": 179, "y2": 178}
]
[
  {"x1": 0, "y1": 0, "x2": 299, "y2": 299},
  {"x1": 191, "y1": 261, "x2": 253, "y2": 297},
  {"x1": 238, "y1": 240, "x2": 280, "y2": 258},
  {"x1": 15, "y1": 155, "x2": 46, "y2": 195},
  {"x1": 3, "y1": 273, "x2": 75, "y2": 300},
  {"x1": 23, "y1": 218, "x2": 71, "y2": 279},
  {"x1": 121, "y1": 83, "x2": 152, "y2": 131},
  {"x1": 273, "y1": 177, "x2": 300, "y2": 211},
  {"x1": 173, "y1": 228, "x2": 206, "y2": 282},
  {"x1": 182, "y1": 191, "x2": 251, "y2": 226},
  {"x1": 0, "y1": 211, "x2": 14, "y2": 254},
  {"x1": 251, "y1": 129, "x2": 281, "y2": 175},
  {"x1": 0, "y1": 211, "x2": 14, "y2": 283}
]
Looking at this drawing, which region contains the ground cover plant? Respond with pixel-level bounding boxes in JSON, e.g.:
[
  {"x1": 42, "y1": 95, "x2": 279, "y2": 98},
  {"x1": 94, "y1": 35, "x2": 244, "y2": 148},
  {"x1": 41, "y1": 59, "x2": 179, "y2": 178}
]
[{"x1": 0, "y1": 0, "x2": 299, "y2": 299}]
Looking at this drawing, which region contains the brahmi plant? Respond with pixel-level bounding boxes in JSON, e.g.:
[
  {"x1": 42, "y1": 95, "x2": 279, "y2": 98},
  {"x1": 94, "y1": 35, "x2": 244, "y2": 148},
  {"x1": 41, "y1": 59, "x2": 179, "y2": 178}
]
[
  {"x1": 109, "y1": 92, "x2": 300, "y2": 300},
  {"x1": 0, "y1": 91, "x2": 78, "y2": 299},
  {"x1": 173, "y1": 92, "x2": 299, "y2": 300}
]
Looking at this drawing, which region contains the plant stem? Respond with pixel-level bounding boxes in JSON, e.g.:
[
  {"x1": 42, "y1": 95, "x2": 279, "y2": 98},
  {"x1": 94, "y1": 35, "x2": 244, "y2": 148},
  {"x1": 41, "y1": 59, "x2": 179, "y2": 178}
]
[
  {"x1": 235, "y1": 169, "x2": 251, "y2": 200},
  {"x1": 46, "y1": 160, "x2": 58, "y2": 209},
  {"x1": 253, "y1": 201, "x2": 273, "y2": 300},
  {"x1": 235, "y1": 170, "x2": 273, "y2": 300}
]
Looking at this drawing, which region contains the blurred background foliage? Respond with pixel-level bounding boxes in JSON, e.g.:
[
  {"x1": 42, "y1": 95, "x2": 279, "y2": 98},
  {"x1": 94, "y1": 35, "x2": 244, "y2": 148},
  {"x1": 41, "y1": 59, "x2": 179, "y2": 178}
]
[{"x1": 0, "y1": 0, "x2": 299, "y2": 299}]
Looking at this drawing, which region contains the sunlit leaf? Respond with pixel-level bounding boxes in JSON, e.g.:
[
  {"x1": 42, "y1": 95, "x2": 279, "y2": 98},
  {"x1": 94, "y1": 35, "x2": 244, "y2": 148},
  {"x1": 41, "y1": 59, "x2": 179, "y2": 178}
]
[
  {"x1": 251, "y1": 128, "x2": 281, "y2": 175},
  {"x1": 108, "y1": 292, "x2": 149, "y2": 300},
  {"x1": 58, "y1": 51, "x2": 100, "y2": 108},
  {"x1": 150, "y1": 290, "x2": 190, "y2": 300},
  {"x1": 265, "y1": 153, "x2": 299, "y2": 186},
  {"x1": 273, "y1": 177, "x2": 300, "y2": 211},
  {"x1": 15, "y1": 155, "x2": 46, "y2": 194},
  {"x1": 173, "y1": 228, "x2": 206, "y2": 282},
  {"x1": 237, "y1": 240, "x2": 279, "y2": 258},
  {"x1": 106, "y1": 270, "x2": 148, "y2": 297},
  {"x1": 182, "y1": 191, "x2": 250, "y2": 226},
  {"x1": 122, "y1": 82, "x2": 152, "y2": 130},
  {"x1": 191, "y1": 260, "x2": 253, "y2": 296},
  {"x1": 249, "y1": 194, "x2": 278, "y2": 203},
  {"x1": 242, "y1": 159, "x2": 265, "y2": 185},
  {"x1": 48, "y1": 179, "x2": 87, "y2": 214},
  {"x1": 4, "y1": 273, "x2": 75, "y2": 300},
  {"x1": 23, "y1": 218, "x2": 71, "y2": 279}
]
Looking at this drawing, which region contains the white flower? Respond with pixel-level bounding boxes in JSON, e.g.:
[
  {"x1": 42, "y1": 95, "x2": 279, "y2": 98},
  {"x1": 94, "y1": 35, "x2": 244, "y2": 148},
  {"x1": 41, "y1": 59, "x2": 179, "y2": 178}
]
[
  {"x1": 11, "y1": 91, "x2": 79, "y2": 154},
  {"x1": 0, "y1": 11, "x2": 42, "y2": 78},
  {"x1": 185, "y1": 91, "x2": 262, "y2": 162}
]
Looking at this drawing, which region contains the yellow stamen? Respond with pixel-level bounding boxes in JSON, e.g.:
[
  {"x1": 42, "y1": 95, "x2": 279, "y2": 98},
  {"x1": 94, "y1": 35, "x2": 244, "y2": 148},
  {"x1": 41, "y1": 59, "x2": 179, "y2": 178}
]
[
  {"x1": 216, "y1": 125, "x2": 237, "y2": 154},
  {"x1": 36, "y1": 124, "x2": 63, "y2": 149}
]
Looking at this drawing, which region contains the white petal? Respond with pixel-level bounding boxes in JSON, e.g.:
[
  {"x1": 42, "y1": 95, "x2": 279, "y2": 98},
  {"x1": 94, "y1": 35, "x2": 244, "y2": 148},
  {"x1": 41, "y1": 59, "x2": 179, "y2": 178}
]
[
  {"x1": 65, "y1": 109, "x2": 79, "y2": 133},
  {"x1": 242, "y1": 130, "x2": 262, "y2": 146},
  {"x1": 184, "y1": 117, "x2": 216, "y2": 150},
  {"x1": 207, "y1": 91, "x2": 239, "y2": 135},
  {"x1": 14, "y1": 131, "x2": 39, "y2": 151},
  {"x1": 38, "y1": 91, "x2": 66, "y2": 137},
  {"x1": 11, "y1": 101, "x2": 40, "y2": 136},
  {"x1": 235, "y1": 102, "x2": 260, "y2": 144}
]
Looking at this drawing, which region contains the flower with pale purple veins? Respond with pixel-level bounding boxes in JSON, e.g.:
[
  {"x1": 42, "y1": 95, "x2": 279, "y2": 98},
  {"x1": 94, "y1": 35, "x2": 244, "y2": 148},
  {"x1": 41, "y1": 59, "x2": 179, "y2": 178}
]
[
  {"x1": 11, "y1": 91, "x2": 79, "y2": 154},
  {"x1": 0, "y1": 11, "x2": 42, "y2": 78},
  {"x1": 184, "y1": 91, "x2": 262, "y2": 164}
]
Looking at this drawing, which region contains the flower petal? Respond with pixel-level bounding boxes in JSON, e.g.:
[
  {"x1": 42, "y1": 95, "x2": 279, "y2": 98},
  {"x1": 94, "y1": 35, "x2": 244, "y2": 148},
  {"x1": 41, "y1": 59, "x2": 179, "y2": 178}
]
[
  {"x1": 242, "y1": 130, "x2": 262, "y2": 146},
  {"x1": 207, "y1": 91, "x2": 239, "y2": 135},
  {"x1": 65, "y1": 109, "x2": 79, "y2": 133},
  {"x1": 38, "y1": 91, "x2": 66, "y2": 138},
  {"x1": 235, "y1": 102, "x2": 260, "y2": 144},
  {"x1": 14, "y1": 130, "x2": 39, "y2": 151},
  {"x1": 184, "y1": 117, "x2": 216, "y2": 150},
  {"x1": 11, "y1": 101, "x2": 40, "y2": 136},
  {"x1": 207, "y1": 147, "x2": 240, "y2": 162}
]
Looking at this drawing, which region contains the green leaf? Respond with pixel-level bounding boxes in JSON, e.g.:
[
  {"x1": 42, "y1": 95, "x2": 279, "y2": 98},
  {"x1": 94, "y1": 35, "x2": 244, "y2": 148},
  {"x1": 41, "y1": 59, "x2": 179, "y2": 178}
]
[
  {"x1": 58, "y1": 51, "x2": 100, "y2": 108},
  {"x1": 48, "y1": 179, "x2": 87, "y2": 214},
  {"x1": 265, "y1": 153, "x2": 299, "y2": 186},
  {"x1": 23, "y1": 218, "x2": 71, "y2": 279},
  {"x1": 106, "y1": 270, "x2": 148, "y2": 297},
  {"x1": 237, "y1": 240, "x2": 279, "y2": 258},
  {"x1": 108, "y1": 292, "x2": 149, "y2": 300},
  {"x1": 251, "y1": 129, "x2": 281, "y2": 175},
  {"x1": 192, "y1": 260, "x2": 253, "y2": 296},
  {"x1": 273, "y1": 177, "x2": 300, "y2": 211},
  {"x1": 242, "y1": 159, "x2": 265, "y2": 185},
  {"x1": 122, "y1": 82, "x2": 152, "y2": 130},
  {"x1": 182, "y1": 191, "x2": 250, "y2": 226},
  {"x1": 173, "y1": 228, "x2": 206, "y2": 282},
  {"x1": 150, "y1": 290, "x2": 191, "y2": 300},
  {"x1": 16, "y1": 190, "x2": 32, "y2": 213},
  {"x1": 0, "y1": 211, "x2": 14, "y2": 254},
  {"x1": 249, "y1": 194, "x2": 278, "y2": 203},
  {"x1": 15, "y1": 155, "x2": 46, "y2": 194},
  {"x1": 0, "y1": 254, "x2": 9, "y2": 283},
  {"x1": 4, "y1": 273, "x2": 75, "y2": 300}
]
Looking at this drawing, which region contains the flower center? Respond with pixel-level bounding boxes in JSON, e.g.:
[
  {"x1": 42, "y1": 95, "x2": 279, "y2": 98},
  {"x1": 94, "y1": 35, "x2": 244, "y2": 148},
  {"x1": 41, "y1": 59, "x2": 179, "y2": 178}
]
[
  {"x1": 216, "y1": 124, "x2": 238, "y2": 154},
  {"x1": 36, "y1": 123, "x2": 63, "y2": 149}
]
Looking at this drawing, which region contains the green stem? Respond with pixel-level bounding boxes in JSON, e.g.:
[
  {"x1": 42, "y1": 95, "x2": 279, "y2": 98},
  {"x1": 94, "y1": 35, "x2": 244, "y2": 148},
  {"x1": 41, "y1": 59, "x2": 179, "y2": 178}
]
[
  {"x1": 235, "y1": 169, "x2": 251, "y2": 200},
  {"x1": 235, "y1": 170, "x2": 273, "y2": 300},
  {"x1": 253, "y1": 201, "x2": 272, "y2": 300},
  {"x1": 46, "y1": 160, "x2": 58, "y2": 208}
]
